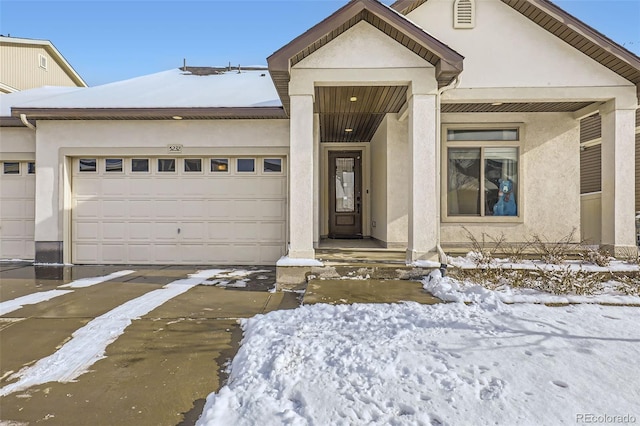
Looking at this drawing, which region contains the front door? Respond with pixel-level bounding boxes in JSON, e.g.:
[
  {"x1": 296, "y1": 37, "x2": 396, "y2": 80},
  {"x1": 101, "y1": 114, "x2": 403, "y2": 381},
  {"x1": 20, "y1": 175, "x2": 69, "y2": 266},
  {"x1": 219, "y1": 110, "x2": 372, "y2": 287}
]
[{"x1": 329, "y1": 151, "x2": 362, "y2": 238}]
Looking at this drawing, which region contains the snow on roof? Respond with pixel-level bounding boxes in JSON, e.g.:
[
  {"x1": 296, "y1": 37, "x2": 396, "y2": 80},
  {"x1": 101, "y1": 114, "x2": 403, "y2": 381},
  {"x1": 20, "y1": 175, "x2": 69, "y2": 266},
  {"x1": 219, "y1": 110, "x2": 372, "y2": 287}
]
[
  {"x1": 0, "y1": 86, "x2": 84, "y2": 117},
  {"x1": 12, "y1": 68, "x2": 282, "y2": 110}
]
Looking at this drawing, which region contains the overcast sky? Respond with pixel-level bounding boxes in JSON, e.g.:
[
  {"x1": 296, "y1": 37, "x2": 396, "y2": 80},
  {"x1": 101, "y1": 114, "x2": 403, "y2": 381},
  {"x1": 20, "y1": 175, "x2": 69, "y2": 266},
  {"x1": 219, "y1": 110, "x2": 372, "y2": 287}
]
[{"x1": 1, "y1": 0, "x2": 639, "y2": 86}]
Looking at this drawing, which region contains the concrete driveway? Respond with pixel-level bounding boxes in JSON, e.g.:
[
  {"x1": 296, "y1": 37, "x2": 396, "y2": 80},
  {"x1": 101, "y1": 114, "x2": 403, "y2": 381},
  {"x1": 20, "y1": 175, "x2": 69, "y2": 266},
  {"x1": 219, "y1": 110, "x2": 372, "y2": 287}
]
[{"x1": 0, "y1": 262, "x2": 300, "y2": 426}]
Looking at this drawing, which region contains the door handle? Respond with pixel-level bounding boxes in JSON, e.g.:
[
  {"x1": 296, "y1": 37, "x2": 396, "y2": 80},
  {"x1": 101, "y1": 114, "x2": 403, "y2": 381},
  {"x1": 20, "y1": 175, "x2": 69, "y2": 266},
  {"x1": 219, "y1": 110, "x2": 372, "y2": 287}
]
[{"x1": 356, "y1": 203, "x2": 360, "y2": 214}]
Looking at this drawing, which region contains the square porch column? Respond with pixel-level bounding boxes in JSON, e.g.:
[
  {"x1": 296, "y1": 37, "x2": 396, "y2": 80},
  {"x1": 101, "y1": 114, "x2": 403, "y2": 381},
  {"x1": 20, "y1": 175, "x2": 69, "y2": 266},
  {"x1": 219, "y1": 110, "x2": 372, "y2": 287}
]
[
  {"x1": 600, "y1": 101, "x2": 636, "y2": 255},
  {"x1": 407, "y1": 92, "x2": 438, "y2": 262},
  {"x1": 288, "y1": 94, "x2": 315, "y2": 259}
]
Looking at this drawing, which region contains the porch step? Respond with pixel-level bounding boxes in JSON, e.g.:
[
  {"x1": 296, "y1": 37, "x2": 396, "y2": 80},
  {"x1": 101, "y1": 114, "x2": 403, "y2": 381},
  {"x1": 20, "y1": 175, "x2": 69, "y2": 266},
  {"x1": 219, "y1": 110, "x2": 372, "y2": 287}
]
[
  {"x1": 303, "y1": 279, "x2": 442, "y2": 305},
  {"x1": 315, "y1": 248, "x2": 407, "y2": 265}
]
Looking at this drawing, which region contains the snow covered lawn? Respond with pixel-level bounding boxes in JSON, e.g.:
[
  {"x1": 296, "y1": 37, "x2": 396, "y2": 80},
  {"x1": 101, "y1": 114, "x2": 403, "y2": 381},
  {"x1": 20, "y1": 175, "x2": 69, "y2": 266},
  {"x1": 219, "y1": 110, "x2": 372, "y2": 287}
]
[{"x1": 197, "y1": 283, "x2": 640, "y2": 425}]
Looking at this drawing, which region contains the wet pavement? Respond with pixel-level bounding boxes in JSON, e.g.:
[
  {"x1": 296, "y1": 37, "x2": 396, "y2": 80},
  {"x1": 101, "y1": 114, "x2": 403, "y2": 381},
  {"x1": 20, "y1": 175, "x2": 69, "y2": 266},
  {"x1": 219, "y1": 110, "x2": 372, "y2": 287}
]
[
  {"x1": 0, "y1": 262, "x2": 299, "y2": 426},
  {"x1": 1, "y1": 262, "x2": 441, "y2": 425}
]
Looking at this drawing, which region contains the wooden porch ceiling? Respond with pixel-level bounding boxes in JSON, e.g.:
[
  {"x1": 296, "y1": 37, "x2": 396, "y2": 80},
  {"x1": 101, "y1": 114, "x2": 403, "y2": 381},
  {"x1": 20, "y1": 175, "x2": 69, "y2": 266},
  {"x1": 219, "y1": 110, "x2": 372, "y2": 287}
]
[{"x1": 315, "y1": 85, "x2": 407, "y2": 142}]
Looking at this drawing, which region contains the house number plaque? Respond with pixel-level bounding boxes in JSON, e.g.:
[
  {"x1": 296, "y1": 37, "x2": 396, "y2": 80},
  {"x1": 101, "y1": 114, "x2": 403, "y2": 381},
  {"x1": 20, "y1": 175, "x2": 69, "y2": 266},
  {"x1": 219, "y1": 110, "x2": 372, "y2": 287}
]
[{"x1": 167, "y1": 144, "x2": 183, "y2": 153}]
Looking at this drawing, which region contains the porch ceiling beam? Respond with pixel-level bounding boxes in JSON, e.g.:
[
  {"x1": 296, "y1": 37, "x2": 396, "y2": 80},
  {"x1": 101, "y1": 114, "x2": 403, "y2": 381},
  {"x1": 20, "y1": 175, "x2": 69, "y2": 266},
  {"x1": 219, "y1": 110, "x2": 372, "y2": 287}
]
[
  {"x1": 397, "y1": 101, "x2": 408, "y2": 122},
  {"x1": 572, "y1": 102, "x2": 604, "y2": 121}
]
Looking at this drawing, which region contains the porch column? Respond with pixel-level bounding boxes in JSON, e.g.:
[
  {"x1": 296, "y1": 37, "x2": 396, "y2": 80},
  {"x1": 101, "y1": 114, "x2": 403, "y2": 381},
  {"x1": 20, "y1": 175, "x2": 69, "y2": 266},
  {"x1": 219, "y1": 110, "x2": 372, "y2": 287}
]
[
  {"x1": 288, "y1": 93, "x2": 315, "y2": 259},
  {"x1": 600, "y1": 100, "x2": 636, "y2": 255},
  {"x1": 407, "y1": 91, "x2": 438, "y2": 262}
]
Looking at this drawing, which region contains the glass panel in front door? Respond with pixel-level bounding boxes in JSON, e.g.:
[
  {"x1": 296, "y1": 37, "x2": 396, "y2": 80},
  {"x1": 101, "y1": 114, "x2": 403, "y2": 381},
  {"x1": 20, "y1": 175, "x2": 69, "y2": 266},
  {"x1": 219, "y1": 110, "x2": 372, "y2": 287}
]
[{"x1": 335, "y1": 157, "x2": 355, "y2": 213}]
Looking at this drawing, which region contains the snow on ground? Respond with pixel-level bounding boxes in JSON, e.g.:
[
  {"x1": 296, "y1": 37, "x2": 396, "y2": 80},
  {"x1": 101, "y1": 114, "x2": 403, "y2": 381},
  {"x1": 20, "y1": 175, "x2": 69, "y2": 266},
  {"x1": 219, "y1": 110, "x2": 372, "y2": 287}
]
[
  {"x1": 59, "y1": 270, "x2": 135, "y2": 288},
  {"x1": 448, "y1": 254, "x2": 640, "y2": 273},
  {"x1": 198, "y1": 276, "x2": 640, "y2": 425},
  {"x1": 198, "y1": 268, "x2": 271, "y2": 288},
  {"x1": 0, "y1": 269, "x2": 221, "y2": 397},
  {"x1": 423, "y1": 270, "x2": 640, "y2": 306},
  {"x1": 0, "y1": 290, "x2": 73, "y2": 316}
]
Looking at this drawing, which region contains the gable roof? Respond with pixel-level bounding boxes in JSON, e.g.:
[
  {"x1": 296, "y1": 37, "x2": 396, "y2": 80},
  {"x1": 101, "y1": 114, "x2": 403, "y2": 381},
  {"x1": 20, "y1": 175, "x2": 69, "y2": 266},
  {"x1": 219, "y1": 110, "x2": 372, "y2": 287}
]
[
  {"x1": 391, "y1": 0, "x2": 640, "y2": 95},
  {"x1": 11, "y1": 68, "x2": 286, "y2": 120},
  {"x1": 268, "y1": 0, "x2": 464, "y2": 114},
  {"x1": 0, "y1": 86, "x2": 84, "y2": 126},
  {"x1": 0, "y1": 36, "x2": 88, "y2": 89}
]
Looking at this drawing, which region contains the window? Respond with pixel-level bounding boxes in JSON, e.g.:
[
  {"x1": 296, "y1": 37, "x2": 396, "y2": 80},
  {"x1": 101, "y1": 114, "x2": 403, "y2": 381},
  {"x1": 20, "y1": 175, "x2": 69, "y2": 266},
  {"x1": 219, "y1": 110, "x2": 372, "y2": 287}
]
[
  {"x1": 79, "y1": 159, "x2": 97, "y2": 172},
  {"x1": 3, "y1": 162, "x2": 19, "y2": 174},
  {"x1": 184, "y1": 158, "x2": 202, "y2": 172},
  {"x1": 446, "y1": 128, "x2": 519, "y2": 218},
  {"x1": 158, "y1": 159, "x2": 176, "y2": 172},
  {"x1": 105, "y1": 158, "x2": 123, "y2": 172},
  {"x1": 211, "y1": 158, "x2": 228, "y2": 172},
  {"x1": 263, "y1": 158, "x2": 282, "y2": 173},
  {"x1": 28, "y1": 162, "x2": 36, "y2": 174},
  {"x1": 237, "y1": 158, "x2": 255, "y2": 173},
  {"x1": 132, "y1": 158, "x2": 149, "y2": 172}
]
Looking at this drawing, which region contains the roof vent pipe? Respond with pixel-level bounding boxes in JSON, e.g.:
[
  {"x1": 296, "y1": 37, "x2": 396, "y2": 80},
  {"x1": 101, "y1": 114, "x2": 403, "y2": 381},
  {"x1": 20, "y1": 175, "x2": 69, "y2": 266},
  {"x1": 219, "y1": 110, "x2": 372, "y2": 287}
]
[{"x1": 20, "y1": 114, "x2": 36, "y2": 130}]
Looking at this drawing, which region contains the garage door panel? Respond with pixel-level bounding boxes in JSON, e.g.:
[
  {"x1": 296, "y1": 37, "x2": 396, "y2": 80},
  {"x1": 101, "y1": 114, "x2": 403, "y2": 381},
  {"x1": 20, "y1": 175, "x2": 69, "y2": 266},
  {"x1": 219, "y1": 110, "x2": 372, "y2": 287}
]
[
  {"x1": 74, "y1": 222, "x2": 100, "y2": 240},
  {"x1": 181, "y1": 200, "x2": 206, "y2": 216},
  {"x1": 180, "y1": 222, "x2": 206, "y2": 240},
  {"x1": 154, "y1": 222, "x2": 179, "y2": 240},
  {"x1": 102, "y1": 222, "x2": 126, "y2": 240},
  {"x1": 75, "y1": 200, "x2": 100, "y2": 218},
  {"x1": 102, "y1": 244, "x2": 127, "y2": 262},
  {"x1": 72, "y1": 156, "x2": 286, "y2": 264},
  {"x1": 1, "y1": 220, "x2": 27, "y2": 237},
  {"x1": 154, "y1": 200, "x2": 182, "y2": 217},
  {"x1": 102, "y1": 179, "x2": 130, "y2": 197},
  {"x1": 74, "y1": 244, "x2": 99, "y2": 263},
  {"x1": 103, "y1": 200, "x2": 128, "y2": 218},
  {"x1": 130, "y1": 222, "x2": 152, "y2": 240},
  {"x1": 129, "y1": 200, "x2": 152, "y2": 218},
  {"x1": 73, "y1": 179, "x2": 101, "y2": 197},
  {"x1": 1, "y1": 200, "x2": 24, "y2": 217}
]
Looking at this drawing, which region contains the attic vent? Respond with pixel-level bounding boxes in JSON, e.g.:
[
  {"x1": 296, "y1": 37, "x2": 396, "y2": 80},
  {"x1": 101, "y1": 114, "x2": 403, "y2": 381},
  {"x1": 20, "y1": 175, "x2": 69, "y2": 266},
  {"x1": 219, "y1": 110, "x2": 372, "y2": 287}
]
[
  {"x1": 38, "y1": 54, "x2": 48, "y2": 70},
  {"x1": 454, "y1": 0, "x2": 475, "y2": 29}
]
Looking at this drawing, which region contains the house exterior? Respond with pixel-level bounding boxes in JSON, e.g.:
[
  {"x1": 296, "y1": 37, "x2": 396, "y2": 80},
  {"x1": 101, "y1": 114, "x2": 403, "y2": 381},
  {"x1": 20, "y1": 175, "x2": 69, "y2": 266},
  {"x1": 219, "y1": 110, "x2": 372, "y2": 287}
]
[
  {"x1": 1, "y1": 0, "x2": 638, "y2": 283},
  {"x1": 0, "y1": 36, "x2": 87, "y2": 93}
]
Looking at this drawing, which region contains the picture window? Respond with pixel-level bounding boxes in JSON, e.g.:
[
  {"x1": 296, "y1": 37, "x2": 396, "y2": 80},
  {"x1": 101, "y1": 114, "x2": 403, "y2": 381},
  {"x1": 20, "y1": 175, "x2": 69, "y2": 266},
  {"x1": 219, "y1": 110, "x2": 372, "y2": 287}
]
[{"x1": 446, "y1": 128, "x2": 520, "y2": 218}]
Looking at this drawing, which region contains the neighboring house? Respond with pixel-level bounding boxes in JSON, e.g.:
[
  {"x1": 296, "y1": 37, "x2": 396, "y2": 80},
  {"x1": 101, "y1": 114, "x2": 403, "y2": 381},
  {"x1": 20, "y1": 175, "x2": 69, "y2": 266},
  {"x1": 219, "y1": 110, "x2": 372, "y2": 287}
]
[
  {"x1": 580, "y1": 109, "x2": 640, "y2": 245},
  {"x1": 0, "y1": 36, "x2": 87, "y2": 93},
  {"x1": 1, "y1": 0, "x2": 638, "y2": 284}
]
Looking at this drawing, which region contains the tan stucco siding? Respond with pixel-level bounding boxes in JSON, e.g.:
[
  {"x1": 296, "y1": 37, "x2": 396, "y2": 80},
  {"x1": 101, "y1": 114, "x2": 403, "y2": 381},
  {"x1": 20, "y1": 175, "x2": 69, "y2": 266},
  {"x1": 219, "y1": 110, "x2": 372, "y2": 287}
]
[
  {"x1": 0, "y1": 45, "x2": 80, "y2": 90},
  {"x1": 0, "y1": 127, "x2": 36, "y2": 160},
  {"x1": 407, "y1": 0, "x2": 633, "y2": 90},
  {"x1": 440, "y1": 112, "x2": 581, "y2": 244}
]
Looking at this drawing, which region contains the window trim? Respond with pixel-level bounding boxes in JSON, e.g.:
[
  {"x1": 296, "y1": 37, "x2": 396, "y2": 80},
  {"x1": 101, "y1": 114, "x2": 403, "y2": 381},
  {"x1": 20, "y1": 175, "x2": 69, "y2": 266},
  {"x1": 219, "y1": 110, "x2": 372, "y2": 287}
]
[
  {"x1": 442, "y1": 124, "x2": 524, "y2": 223},
  {"x1": 184, "y1": 158, "x2": 203, "y2": 173},
  {"x1": 78, "y1": 158, "x2": 98, "y2": 173},
  {"x1": 131, "y1": 158, "x2": 150, "y2": 173},
  {"x1": 105, "y1": 158, "x2": 124, "y2": 173},
  {"x1": 157, "y1": 158, "x2": 177, "y2": 173}
]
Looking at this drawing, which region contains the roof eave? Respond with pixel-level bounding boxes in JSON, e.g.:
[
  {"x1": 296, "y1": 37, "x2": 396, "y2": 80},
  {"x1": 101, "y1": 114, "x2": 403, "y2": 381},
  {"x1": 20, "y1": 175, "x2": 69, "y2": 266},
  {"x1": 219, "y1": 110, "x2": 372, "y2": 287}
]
[{"x1": 11, "y1": 107, "x2": 288, "y2": 120}]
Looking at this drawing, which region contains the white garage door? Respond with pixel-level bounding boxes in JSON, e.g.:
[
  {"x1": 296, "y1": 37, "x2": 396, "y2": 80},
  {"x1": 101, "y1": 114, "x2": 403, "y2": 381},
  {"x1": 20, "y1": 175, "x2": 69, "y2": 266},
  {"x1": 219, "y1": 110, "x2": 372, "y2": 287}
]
[
  {"x1": 0, "y1": 161, "x2": 35, "y2": 260},
  {"x1": 72, "y1": 157, "x2": 286, "y2": 265}
]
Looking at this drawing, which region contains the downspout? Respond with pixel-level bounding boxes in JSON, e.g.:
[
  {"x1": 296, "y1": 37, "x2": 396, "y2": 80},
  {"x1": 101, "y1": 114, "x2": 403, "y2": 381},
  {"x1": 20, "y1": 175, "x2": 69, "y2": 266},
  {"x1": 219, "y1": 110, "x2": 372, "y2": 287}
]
[
  {"x1": 435, "y1": 76, "x2": 460, "y2": 275},
  {"x1": 20, "y1": 114, "x2": 36, "y2": 130}
]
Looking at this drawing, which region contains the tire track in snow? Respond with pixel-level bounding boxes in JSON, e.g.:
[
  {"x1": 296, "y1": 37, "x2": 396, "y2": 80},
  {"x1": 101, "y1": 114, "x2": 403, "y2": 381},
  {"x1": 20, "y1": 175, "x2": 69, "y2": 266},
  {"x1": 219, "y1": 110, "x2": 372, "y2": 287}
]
[{"x1": 0, "y1": 270, "x2": 220, "y2": 396}]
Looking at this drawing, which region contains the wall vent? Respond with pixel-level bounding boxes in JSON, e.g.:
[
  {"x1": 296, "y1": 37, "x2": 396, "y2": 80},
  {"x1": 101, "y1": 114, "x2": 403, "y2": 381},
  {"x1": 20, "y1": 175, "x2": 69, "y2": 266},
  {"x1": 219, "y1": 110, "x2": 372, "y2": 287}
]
[
  {"x1": 38, "y1": 54, "x2": 48, "y2": 70},
  {"x1": 454, "y1": 0, "x2": 475, "y2": 29}
]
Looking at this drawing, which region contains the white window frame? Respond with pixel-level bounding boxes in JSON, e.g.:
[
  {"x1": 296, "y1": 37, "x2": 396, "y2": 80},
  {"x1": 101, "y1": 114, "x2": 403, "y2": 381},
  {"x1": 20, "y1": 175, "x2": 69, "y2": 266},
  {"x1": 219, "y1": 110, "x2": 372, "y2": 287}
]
[
  {"x1": 442, "y1": 124, "x2": 523, "y2": 223},
  {"x1": 263, "y1": 158, "x2": 283, "y2": 174},
  {"x1": 210, "y1": 158, "x2": 230, "y2": 173},
  {"x1": 236, "y1": 158, "x2": 256, "y2": 174}
]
